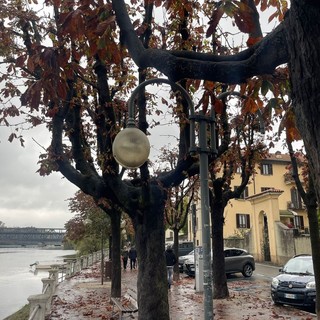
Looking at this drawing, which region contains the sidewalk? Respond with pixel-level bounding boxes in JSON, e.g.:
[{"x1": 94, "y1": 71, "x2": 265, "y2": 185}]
[{"x1": 47, "y1": 263, "x2": 316, "y2": 319}]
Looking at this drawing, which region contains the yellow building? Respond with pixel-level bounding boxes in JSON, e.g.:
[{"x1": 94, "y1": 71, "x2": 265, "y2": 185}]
[{"x1": 188, "y1": 151, "x2": 310, "y2": 265}]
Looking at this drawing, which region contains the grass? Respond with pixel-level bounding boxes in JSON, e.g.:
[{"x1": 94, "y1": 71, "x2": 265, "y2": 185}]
[{"x1": 3, "y1": 304, "x2": 30, "y2": 320}]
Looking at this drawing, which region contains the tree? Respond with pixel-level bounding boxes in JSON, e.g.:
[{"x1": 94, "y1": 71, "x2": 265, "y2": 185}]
[
  {"x1": 165, "y1": 178, "x2": 196, "y2": 278},
  {"x1": 65, "y1": 191, "x2": 124, "y2": 295},
  {"x1": 2, "y1": 0, "x2": 320, "y2": 319},
  {"x1": 208, "y1": 91, "x2": 266, "y2": 299},
  {"x1": 65, "y1": 191, "x2": 111, "y2": 255},
  {"x1": 157, "y1": 146, "x2": 197, "y2": 278}
]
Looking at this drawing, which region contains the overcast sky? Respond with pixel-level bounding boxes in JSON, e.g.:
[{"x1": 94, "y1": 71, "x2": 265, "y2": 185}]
[
  {"x1": 0, "y1": 6, "x2": 284, "y2": 229},
  {"x1": 0, "y1": 124, "x2": 78, "y2": 229}
]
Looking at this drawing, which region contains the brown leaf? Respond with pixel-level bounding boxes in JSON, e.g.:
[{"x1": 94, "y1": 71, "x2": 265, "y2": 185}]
[{"x1": 206, "y1": 8, "x2": 224, "y2": 38}]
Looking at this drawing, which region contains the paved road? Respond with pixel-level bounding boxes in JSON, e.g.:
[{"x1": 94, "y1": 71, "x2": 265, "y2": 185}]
[
  {"x1": 227, "y1": 262, "x2": 316, "y2": 316},
  {"x1": 226, "y1": 262, "x2": 280, "y2": 283},
  {"x1": 254, "y1": 262, "x2": 281, "y2": 279}
]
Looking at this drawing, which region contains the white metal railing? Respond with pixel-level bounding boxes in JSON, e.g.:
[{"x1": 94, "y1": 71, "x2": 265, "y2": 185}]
[{"x1": 27, "y1": 251, "x2": 103, "y2": 320}]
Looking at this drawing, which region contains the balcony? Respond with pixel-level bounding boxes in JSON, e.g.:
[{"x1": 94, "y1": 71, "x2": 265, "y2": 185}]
[
  {"x1": 283, "y1": 173, "x2": 295, "y2": 184},
  {"x1": 287, "y1": 201, "x2": 305, "y2": 210}
]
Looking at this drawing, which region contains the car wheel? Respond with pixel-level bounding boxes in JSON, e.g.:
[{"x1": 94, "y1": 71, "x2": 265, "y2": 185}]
[{"x1": 242, "y1": 263, "x2": 253, "y2": 277}]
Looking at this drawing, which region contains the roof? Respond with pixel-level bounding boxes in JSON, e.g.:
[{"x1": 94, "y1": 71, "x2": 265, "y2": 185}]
[
  {"x1": 262, "y1": 152, "x2": 291, "y2": 163},
  {"x1": 246, "y1": 188, "x2": 283, "y2": 200}
]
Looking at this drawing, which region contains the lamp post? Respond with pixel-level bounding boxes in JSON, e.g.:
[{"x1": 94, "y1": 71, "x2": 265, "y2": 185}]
[{"x1": 112, "y1": 78, "x2": 216, "y2": 320}]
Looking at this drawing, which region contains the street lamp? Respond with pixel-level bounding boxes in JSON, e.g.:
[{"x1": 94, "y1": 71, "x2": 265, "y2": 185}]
[{"x1": 112, "y1": 78, "x2": 216, "y2": 320}]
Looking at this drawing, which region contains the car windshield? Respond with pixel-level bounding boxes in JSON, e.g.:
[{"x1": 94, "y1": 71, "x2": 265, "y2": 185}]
[{"x1": 283, "y1": 257, "x2": 314, "y2": 275}]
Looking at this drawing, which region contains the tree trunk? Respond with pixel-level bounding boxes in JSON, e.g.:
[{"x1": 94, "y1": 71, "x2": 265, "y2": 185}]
[
  {"x1": 286, "y1": 1, "x2": 320, "y2": 202},
  {"x1": 286, "y1": 2, "x2": 320, "y2": 318},
  {"x1": 173, "y1": 227, "x2": 180, "y2": 280},
  {"x1": 133, "y1": 184, "x2": 169, "y2": 320},
  {"x1": 211, "y1": 181, "x2": 229, "y2": 299},
  {"x1": 111, "y1": 213, "x2": 121, "y2": 298}
]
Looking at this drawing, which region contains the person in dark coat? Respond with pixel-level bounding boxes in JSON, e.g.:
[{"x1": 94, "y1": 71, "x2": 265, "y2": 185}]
[
  {"x1": 129, "y1": 246, "x2": 137, "y2": 270},
  {"x1": 121, "y1": 246, "x2": 129, "y2": 270},
  {"x1": 165, "y1": 245, "x2": 177, "y2": 289}
]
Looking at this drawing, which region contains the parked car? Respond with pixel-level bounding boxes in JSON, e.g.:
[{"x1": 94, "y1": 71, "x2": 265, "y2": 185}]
[
  {"x1": 184, "y1": 247, "x2": 255, "y2": 278},
  {"x1": 165, "y1": 241, "x2": 194, "y2": 257},
  {"x1": 178, "y1": 250, "x2": 194, "y2": 272},
  {"x1": 271, "y1": 254, "x2": 316, "y2": 310},
  {"x1": 178, "y1": 241, "x2": 194, "y2": 257}
]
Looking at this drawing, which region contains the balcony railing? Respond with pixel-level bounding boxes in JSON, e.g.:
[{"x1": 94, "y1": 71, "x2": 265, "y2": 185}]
[
  {"x1": 284, "y1": 173, "x2": 295, "y2": 184},
  {"x1": 287, "y1": 201, "x2": 305, "y2": 210}
]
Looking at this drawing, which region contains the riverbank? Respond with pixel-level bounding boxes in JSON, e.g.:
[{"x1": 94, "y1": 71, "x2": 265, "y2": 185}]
[{"x1": 3, "y1": 304, "x2": 29, "y2": 320}]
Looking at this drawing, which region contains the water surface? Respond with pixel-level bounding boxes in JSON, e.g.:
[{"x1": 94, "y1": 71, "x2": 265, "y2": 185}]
[{"x1": 0, "y1": 247, "x2": 75, "y2": 319}]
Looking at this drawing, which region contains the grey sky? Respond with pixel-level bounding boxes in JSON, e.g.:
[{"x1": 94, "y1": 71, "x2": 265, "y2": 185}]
[{"x1": 0, "y1": 125, "x2": 78, "y2": 228}]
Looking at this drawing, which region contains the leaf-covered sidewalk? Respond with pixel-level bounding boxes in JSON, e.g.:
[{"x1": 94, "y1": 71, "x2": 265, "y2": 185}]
[{"x1": 47, "y1": 263, "x2": 316, "y2": 319}]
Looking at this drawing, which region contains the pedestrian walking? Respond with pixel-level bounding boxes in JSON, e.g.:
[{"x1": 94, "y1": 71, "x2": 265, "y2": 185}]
[
  {"x1": 121, "y1": 246, "x2": 129, "y2": 270},
  {"x1": 128, "y1": 246, "x2": 137, "y2": 270},
  {"x1": 165, "y1": 245, "x2": 177, "y2": 289}
]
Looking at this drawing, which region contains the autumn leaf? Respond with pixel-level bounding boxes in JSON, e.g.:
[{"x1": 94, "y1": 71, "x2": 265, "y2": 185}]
[
  {"x1": 261, "y1": 0, "x2": 268, "y2": 11},
  {"x1": 95, "y1": 16, "x2": 116, "y2": 36},
  {"x1": 246, "y1": 36, "x2": 262, "y2": 47},
  {"x1": 279, "y1": 107, "x2": 301, "y2": 142},
  {"x1": 16, "y1": 55, "x2": 26, "y2": 68},
  {"x1": 242, "y1": 97, "x2": 259, "y2": 113},
  {"x1": 8, "y1": 132, "x2": 17, "y2": 143},
  {"x1": 206, "y1": 8, "x2": 224, "y2": 38},
  {"x1": 204, "y1": 81, "x2": 215, "y2": 91},
  {"x1": 59, "y1": 9, "x2": 86, "y2": 39},
  {"x1": 213, "y1": 97, "x2": 224, "y2": 114}
]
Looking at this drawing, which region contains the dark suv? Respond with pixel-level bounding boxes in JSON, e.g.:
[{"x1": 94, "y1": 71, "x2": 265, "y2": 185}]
[{"x1": 271, "y1": 254, "x2": 316, "y2": 310}]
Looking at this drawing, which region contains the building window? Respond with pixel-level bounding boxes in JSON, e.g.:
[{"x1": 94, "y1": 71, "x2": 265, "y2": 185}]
[
  {"x1": 294, "y1": 215, "x2": 304, "y2": 229},
  {"x1": 234, "y1": 186, "x2": 249, "y2": 199},
  {"x1": 236, "y1": 214, "x2": 250, "y2": 228},
  {"x1": 261, "y1": 163, "x2": 273, "y2": 175},
  {"x1": 290, "y1": 187, "x2": 303, "y2": 209},
  {"x1": 261, "y1": 187, "x2": 272, "y2": 192}
]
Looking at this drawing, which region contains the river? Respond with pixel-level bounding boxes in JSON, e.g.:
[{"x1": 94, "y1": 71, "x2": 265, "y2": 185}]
[{"x1": 0, "y1": 247, "x2": 75, "y2": 319}]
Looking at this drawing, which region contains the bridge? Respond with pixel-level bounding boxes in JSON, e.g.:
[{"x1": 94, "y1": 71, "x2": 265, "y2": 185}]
[{"x1": 0, "y1": 227, "x2": 66, "y2": 247}]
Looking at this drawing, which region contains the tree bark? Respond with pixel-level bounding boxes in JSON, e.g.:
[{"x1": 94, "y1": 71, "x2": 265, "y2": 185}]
[
  {"x1": 285, "y1": 2, "x2": 320, "y2": 317},
  {"x1": 133, "y1": 183, "x2": 169, "y2": 320},
  {"x1": 110, "y1": 212, "x2": 121, "y2": 298},
  {"x1": 211, "y1": 180, "x2": 229, "y2": 299},
  {"x1": 286, "y1": 1, "x2": 320, "y2": 202}
]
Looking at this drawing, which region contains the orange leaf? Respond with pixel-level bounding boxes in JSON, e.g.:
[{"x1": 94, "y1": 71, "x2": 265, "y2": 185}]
[
  {"x1": 261, "y1": 0, "x2": 268, "y2": 11},
  {"x1": 242, "y1": 97, "x2": 258, "y2": 113},
  {"x1": 214, "y1": 98, "x2": 224, "y2": 114},
  {"x1": 246, "y1": 36, "x2": 262, "y2": 47},
  {"x1": 204, "y1": 81, "x2": 215, "y2": 91}
]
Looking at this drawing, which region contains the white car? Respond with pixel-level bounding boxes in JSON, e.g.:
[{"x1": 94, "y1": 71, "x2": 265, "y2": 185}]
[{"x1": 178, "y1": 250, "x2": 194, "y2": 272}]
